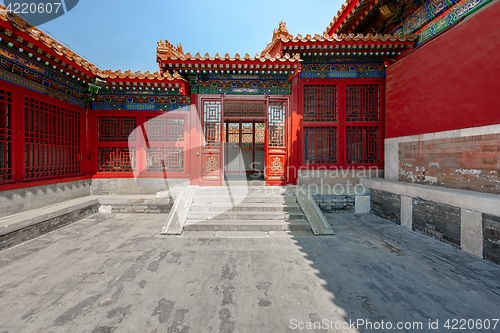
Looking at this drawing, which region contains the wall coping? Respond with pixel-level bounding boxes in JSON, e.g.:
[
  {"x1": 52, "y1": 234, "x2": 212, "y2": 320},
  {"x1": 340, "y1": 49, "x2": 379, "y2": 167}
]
[
  {"x1": 385, "y1": 124, "x2": 500, "y2": 144},
  {"x1": 360, "y1": 178, "x2": 500, "y2": 216}
]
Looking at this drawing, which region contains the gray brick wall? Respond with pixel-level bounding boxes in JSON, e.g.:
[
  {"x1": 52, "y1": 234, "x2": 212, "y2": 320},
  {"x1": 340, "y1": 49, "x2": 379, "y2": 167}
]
[
  {"x1": 370, "y1": 189, "x2": 401, "y2": 224},
  {"x1": 312, "y1": 195, "x2": 354, "y2": 212},
  {"x1": 412, "y1": 198, "x2": 461, "y2": 247},
  {"x1": 483, "y1": 214, "x2": 500, "y2": 264}
]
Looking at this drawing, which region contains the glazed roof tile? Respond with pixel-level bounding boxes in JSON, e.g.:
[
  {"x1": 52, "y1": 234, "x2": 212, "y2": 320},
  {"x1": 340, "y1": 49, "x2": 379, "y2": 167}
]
[
  {"x1": 97, "y1": 69, "x2": 186, "y2": 81},
  {"x1": 262, "y1": 21, "x2": 415, "y2": 56},
  {"x1": 157, "y1": 38, "x2": 301, "y2": 63},
  {"x1": 323, "y1": 0, "x2": 364, "y2": 35},
  {"x1": 280, "y1": 32, "x2": 416, "y2": 43}
]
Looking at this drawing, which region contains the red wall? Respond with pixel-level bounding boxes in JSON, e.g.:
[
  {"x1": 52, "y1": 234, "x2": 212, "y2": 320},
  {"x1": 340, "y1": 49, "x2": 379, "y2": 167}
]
[{"x1": 385, "y1": 1, "x2": 500, "y2": 138}]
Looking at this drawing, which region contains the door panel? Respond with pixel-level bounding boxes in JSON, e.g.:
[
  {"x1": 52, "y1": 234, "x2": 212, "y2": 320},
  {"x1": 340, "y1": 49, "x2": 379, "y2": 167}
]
[
  {"x1": 266, "y1": 101, "x2": 288, "y2": 185},
  {"x1": 199, "y1": 99, "x2": 223, "y2": 185}
]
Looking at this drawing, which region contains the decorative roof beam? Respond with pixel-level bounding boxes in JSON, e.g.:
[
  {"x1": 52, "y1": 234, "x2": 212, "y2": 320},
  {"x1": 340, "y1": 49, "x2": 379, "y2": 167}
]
[{"x1": 324, "y1": 0, "x2": 363, "y2": 36}]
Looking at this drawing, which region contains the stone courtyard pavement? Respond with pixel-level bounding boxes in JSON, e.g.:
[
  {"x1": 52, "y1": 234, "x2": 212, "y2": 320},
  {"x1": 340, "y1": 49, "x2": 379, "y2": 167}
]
[{"x1": 0, "y1": 212, "x2": 499, "y2": 333}]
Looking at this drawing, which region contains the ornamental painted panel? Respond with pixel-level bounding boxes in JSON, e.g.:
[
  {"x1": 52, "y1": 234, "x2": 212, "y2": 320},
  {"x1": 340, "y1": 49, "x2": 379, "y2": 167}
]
[
  {"x1": 300, "y1": 62, "x2": 385, "y2": 79},
  {"x1": 270, "y1": 156, "x2": 284, "y2": 171},
  {"x1": 205, "y1": 156, "x2": 218, "y2": 172}
]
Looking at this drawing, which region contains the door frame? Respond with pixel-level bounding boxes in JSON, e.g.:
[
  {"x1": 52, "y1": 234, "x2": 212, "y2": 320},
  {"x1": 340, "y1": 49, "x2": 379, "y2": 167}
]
[{"x1": 193, "y1": 94, "x2": 291, "y2": 186}]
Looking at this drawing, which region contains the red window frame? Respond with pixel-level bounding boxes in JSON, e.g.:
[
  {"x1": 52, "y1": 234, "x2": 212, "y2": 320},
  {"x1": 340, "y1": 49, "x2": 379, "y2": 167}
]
[
  {"x1": 299, "y1": 78, "x2": 385, "y2": 168},
  {"x1": 23, "y1": 95, "x2": 83, "y2": 180},
  {"x1": 91, "y1": 111, "x2": 190, "y2": 179}
]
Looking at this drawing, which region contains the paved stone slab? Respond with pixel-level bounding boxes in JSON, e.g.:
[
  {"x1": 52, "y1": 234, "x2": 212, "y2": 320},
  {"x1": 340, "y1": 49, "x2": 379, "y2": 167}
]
[
  {"x1": 214, "y1": 231, "x2": 270, "y2": 238},
  {"x1": 0, "y1": 212, "x2": 498, "y2": 332}
]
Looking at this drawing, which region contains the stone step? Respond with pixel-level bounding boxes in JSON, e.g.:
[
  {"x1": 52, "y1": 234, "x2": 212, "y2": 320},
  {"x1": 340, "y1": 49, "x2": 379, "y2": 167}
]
[
  {"x1": 195, "y1": 188, "x2": 289, "y2": 196},
  {"x1": 193, "y1": 195, "x2": 297, "y2": 204},
  {"x1": 98, "y1": 196, "x2": 171, "y2": 214},
  {"x1": 187, "y1": 211, "x2": 305, "y2": 221},
  {"x1": 183, "y1": 219, "x2": 310, "y2": 232},
  {"x1": 189, "y1": 203, "x2": 301, "y2": 212}
]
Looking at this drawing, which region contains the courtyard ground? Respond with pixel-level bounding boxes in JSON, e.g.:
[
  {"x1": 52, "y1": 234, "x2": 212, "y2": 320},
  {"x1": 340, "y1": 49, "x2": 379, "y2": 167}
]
[{"x1": 0, "y1": 212, "x2": 498, "y2": 333}]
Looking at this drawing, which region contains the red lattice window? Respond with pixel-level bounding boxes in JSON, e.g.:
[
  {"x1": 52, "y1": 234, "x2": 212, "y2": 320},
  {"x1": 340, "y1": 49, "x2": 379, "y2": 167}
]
[
  {"x1": 24, "y1": 97, "x2": 81, "y2": 179},
  {"x1": 145, "y1": 116, "x2": 184, "y2": 142},
  {"x1": 97, "y1": 116, "x2": 136, "y2": 142},
  {"x1": 0, "y1": 89, "x2": 12, "y2": 182},
  {"x1": 301, "y1": 81, "x2": 383, "y2": 167},
  {"x1": 146, "y1": 147, "x2": 184, "y2": 173},
  {"x1": 303, "y1": 85, "x2": 337, "y2": 122},
  {"x1": 98, "y1": 147, "x2": 135, "y2": 172},
  {"x1": 346, "y1": 84, "x2": 380, "y2": 122},
  {"x1": 268, "y1": 102, "x2": 285, "y2": 147},
  {"x1": 224, "y1": 101, "x2": 266, "y2": 117},
  {"x1": 304, "y1": 127, "x2": 337, "y2": 164},
  {"x1": 203, "y1": 101, "x2": 221, "y2": 146},
  {"x1": 346, "y1": 126, "x2": 380, "y2": 164}
]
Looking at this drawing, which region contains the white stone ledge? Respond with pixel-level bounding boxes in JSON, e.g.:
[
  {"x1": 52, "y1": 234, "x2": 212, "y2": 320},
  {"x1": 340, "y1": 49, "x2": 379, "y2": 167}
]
[
  {"x1": 360, "y1": 178, "x2": 500, "y2": 217},
  {"x1": 385, "y1": 124, "x2": 500, "y2": 144}
]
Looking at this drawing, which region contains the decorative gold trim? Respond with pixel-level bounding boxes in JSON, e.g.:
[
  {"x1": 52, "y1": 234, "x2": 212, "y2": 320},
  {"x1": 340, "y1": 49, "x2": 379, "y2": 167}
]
[
  {"x1": 205, "y1": 156, "x2": 218, "y2": 172},
  {"x1": 270, "y1": 157, "x2": 283, "y2": 171}
]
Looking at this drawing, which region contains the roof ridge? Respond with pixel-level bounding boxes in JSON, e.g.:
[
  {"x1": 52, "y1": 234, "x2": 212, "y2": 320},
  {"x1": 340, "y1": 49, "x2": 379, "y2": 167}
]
[
  {"x1": 286, "y1": 32, "x2": 417, "y2": 43},
  {"x1": 157, "y1": 38, "x2": 301, "y2": 62},
  {"x1": 96, "y1": 69, "x2": 185, "y2": 81}
]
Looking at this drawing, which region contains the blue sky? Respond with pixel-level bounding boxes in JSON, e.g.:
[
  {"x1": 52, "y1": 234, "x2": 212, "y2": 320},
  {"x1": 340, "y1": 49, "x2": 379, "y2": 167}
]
[{"x1": 31, "y1": 0, "x2": 344, "y2": 73}]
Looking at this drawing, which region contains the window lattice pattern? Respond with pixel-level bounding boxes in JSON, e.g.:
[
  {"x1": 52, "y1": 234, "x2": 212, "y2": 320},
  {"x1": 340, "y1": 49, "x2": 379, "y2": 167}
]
[
  {"x1": 98, "y1": 116, "x2": 137, "y2": 142},
  {"x1": 268, "y1": 102, "x2": 285, "y2": 147},
  {"x1": 24, "y1": 97, "x2": 81, "y2": 179},
  {"x1": 146, "y1": 147, "x2": 184, "y2": 173},
  {"x1": 0, "y1": 89, "x2": 12, "y2": 182},
  {"x1": 224, "y1": 101, "x2": 266, "y2": 117},
  {"x1": 204, "y1": 101, "x2": 221, "y2": 146},
  {"x1": 346, "y1": 126, "x2": 380, "y2": 164},
  {"x1": 145, "y1": 116, "x2": 184, "y2": 142},
  {"x1": 346, "y1": 84, "x2": 380, "y2": 122},
  {"x1": 304, "y1": 127, "x2": 337, "y2": 164},
  {"x1": 98, "y1": 147, "x2": 135, "y2": 172},
  {"x1": 303, "y1": 85, "x2": 337, "y2": 122}
]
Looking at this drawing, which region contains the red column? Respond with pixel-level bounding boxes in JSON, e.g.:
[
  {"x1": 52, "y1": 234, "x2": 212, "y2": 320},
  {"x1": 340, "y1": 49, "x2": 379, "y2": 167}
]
[{"x1": 289, "y1": 77, "x2": 301, "y2": 185}]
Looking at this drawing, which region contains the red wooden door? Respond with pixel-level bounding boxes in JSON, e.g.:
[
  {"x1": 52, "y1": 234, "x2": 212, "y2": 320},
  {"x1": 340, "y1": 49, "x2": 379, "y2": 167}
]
[
  {"x1": 265, "y1": 100, "x2": 288, "y2": 185},
  {"x1": 197, "y1": 98, "x2": 223, "y2": 185}
]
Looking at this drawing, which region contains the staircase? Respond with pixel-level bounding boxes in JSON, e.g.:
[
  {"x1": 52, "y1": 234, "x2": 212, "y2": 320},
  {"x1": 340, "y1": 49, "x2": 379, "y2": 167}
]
[{"x1": 183, "y1": 187, "x2": 310, "y2": 232}]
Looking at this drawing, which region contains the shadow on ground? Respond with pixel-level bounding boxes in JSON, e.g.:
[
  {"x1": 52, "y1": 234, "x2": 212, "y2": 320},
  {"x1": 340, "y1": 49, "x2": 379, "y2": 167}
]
[{"x1": 289, "y1": 212, "x2": 500, "y2": 332}]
